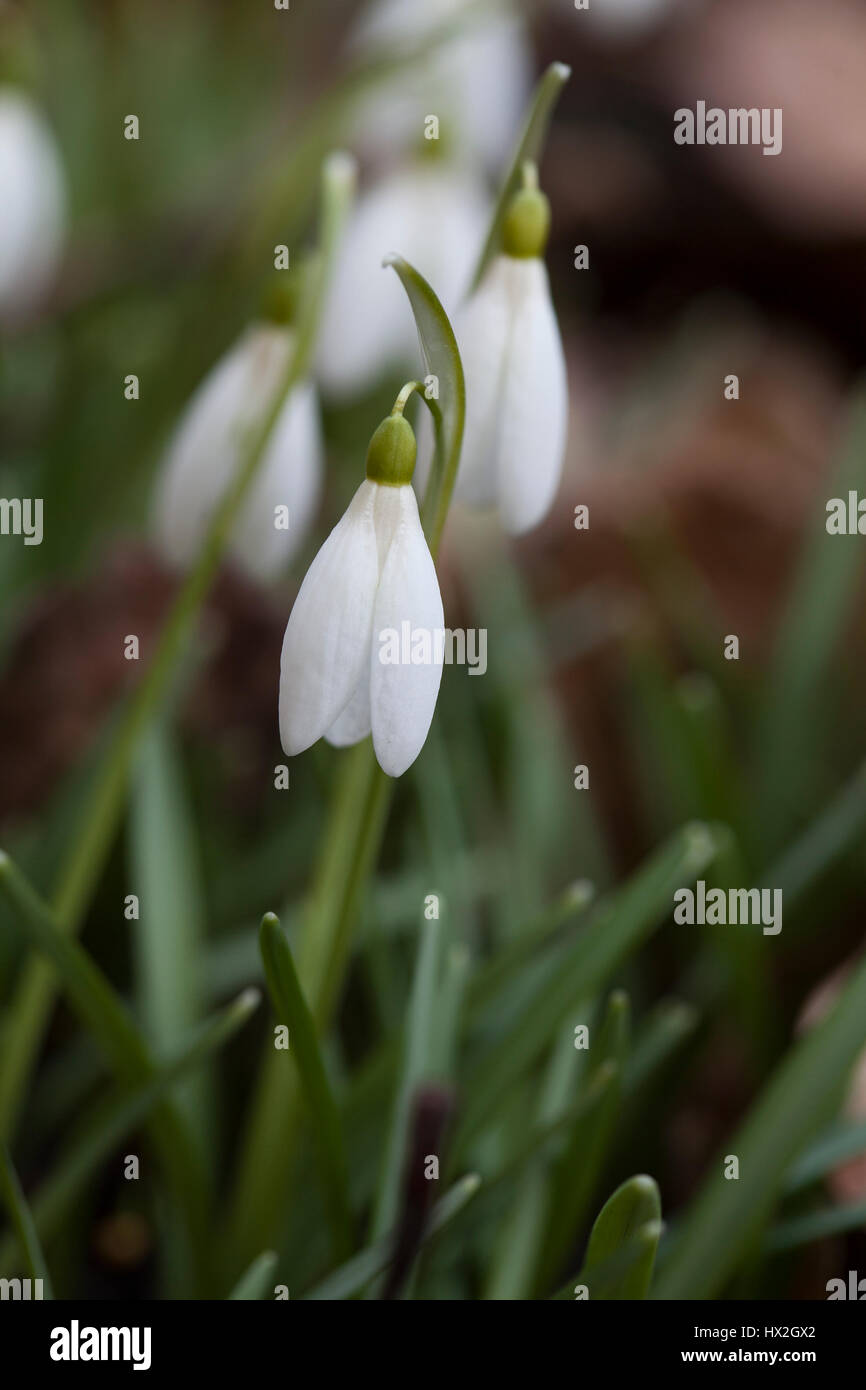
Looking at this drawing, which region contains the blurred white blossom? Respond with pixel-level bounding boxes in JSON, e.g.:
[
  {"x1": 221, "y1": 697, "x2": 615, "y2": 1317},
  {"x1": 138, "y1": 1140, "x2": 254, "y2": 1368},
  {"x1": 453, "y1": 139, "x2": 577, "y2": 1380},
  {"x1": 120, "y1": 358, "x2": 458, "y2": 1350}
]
[
  {"x1": 351, "y1": 0, "x2": 530, "y2": 171},
  {"x1": 316, "y1": 160, "x2": 489, "y2": 397},
  {"x1": 453, "y1": 174, "x2": 568, "y2": 535},
  {"x1": 153, "y1": 323, "x2": 322, "y2": 582},
  {"x1": 0, "y1": 88, "x2": 65, "y2": 319}
]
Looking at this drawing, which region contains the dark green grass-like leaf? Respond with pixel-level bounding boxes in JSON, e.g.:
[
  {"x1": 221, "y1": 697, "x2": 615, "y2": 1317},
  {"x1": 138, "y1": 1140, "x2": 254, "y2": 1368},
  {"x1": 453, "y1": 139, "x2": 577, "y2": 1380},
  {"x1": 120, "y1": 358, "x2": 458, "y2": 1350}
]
[
  {"x1": 0, "y1": 1145, "x2": 53, "y2": 1298},
  {"x1": 755, "y1": 387, "x2": 866, "y2": 852},
  {"x1": 228, "y1": 1251, "x2": 279, "y2": 1300},
  {"x1": 654, "y1": 944, "x2": 866, "y2": 1298},
  {"x1": 580, "y1": 1175, "x2": 662, "y2": 1300},
  {"x1": 259, "y1": 913, "x2": 352, "y2": 1262},
  {"x1": 304, "y1": 1175, "x2": 480, "y2": 1301},
  {"x1": 0, "y1": 851, "x2": 211, "y2": 1292},
  {"x1": 532, "y1": 992, "x2": 631, "y2": 1294},
  {"x1": 453, "y1": 823, "x2": 721, "y2": 1156},
  {"x1": 130, "y1": 720, "x2": 208, "y2": 1133},
  {"x1": 766, "y1": 1201, "x2": 866, "y2": 1252},
  {"x1": 0, "y1": 989, "x2": 259, "y2": 1277}
]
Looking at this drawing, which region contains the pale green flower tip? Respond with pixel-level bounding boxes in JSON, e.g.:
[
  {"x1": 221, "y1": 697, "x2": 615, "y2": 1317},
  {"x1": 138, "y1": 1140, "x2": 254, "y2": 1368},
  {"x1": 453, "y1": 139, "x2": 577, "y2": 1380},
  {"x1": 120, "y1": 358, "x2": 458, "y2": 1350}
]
[
  {"x1": 365, "y1": 413, "x2": 417, "y2": 487},
  {"x1": 502, "y1": 181, "x2": 551, "y2": 259},
  {"x1": 324, "y1": 150, "x2": 358, "y2": 194},
  {"x1": 235, "y1": 987, "x2": 262, "y2": 1016}
]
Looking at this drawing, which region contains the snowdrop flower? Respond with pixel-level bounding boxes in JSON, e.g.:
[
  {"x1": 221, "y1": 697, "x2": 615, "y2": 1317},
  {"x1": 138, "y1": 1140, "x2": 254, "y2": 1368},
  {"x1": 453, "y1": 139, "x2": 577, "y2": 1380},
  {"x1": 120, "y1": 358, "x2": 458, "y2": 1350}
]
[
  {"x1": 316, "y1": 158, "x2": 489, "y2": 397},
  {"x1": 351, "y1": 0, "x2": 530, "y2": 172},
  {"x1": 453, "y1": 164, "x2": 567, "y2": 535},
  {"x1": 153, "y1": 317, "x2": 323, "y2": 582},
  {"x1": 0, "y1": 87, "x2": 64, "y2": 320},
  {"x1": 279, "y1": 387, "x2": 444, "y2": 777}
]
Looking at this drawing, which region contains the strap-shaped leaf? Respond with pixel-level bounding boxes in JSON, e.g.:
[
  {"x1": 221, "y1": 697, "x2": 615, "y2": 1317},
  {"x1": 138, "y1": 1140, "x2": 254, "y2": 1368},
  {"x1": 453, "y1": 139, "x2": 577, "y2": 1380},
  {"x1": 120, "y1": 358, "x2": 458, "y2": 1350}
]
[
  {"x1": 383, "y1": 254, "x2": 465, "y2": 556},
  {"x1": 582, "y1": 1175, "x2": 662, "y2": 1300}
]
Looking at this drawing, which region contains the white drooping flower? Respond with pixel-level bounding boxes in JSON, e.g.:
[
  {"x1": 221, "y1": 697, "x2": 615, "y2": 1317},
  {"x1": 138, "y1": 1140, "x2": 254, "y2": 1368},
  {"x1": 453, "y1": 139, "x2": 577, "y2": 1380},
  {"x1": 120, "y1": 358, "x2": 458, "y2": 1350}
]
[
  {"x1": 153, "y1": 321, "x2": 323, "y2": 582},
  {"x1": 350, "y1": 0, "x2": 531, "y2": 172},
  {"x1": 452, "y1": 167, "x2": 568, "y2": 535},
  {"x1": 279, "y1": 400, "x2": 444, "y2": 778},
  {"x1": 0, "y1": 88, "x2": 65, "y2": 320},
  {"x1": 316, "y1": 160, "x2": 489, "y2": 397}
]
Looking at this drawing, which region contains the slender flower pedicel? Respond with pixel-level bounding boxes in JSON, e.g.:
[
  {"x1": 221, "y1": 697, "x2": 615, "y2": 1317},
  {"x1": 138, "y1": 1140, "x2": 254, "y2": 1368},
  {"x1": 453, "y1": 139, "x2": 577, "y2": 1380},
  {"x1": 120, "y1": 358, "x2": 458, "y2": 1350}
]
[
  {"x1": 453, "y1": 163, "x2": 568, "y2": 535},
  {"x1": 152, "y1": 310, "x2": 323, "y2": 582},
  {"x1": 279, "y1": 386, "x2": 444, "y2": 777}
]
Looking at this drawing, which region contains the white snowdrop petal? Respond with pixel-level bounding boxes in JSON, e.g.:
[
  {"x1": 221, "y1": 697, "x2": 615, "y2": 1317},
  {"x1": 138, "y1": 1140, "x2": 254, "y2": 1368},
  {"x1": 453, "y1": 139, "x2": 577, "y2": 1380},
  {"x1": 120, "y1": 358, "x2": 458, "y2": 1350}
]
[
  {"x1": 0, "y1": 92, "x2": 65, "y2": 318},
  {"x1": 233, "y1": 376, "x2": 323, "y2": 580},
  {"x1": 370, "y1": 486, "x2": 444, "y2": 777},
  {"x1": 279, "y1": 481, "x2": 380, "y2": 756},
  {"x1": 153, "y1": 325, "x2": 293, "y2": 573},
  {"x1": 454, "y1": 256, "x2": 514, "y2": 508},
  {"x1": 497, "y1": 259, "x2": 568, "y2": 535},
  {"x1": 325, "y1": 679, "x2": 372, "y2": 748}
]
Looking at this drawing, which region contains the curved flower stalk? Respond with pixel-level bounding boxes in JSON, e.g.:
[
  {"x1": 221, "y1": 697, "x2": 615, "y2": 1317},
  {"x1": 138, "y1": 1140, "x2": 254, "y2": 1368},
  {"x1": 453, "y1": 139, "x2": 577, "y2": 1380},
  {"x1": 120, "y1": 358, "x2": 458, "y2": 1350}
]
[
  {"x1": 350, "y1": 0, "x2": 530, "y2": 172},
  {"x1": 153, "y1": 320, "x2": 323, "y2": 582},
  {"x1": 279, "y1": 384, "x2": 444, "y2": 777},
  {"x1": 316, "y1": 160, "x2": 488, "y2": 397},
  {"x1": 452, "y1": 162, "x2": 567, "y2": 535},
  {"x1": 0, "y1": 87, "x2": 64, "y2": 320}
]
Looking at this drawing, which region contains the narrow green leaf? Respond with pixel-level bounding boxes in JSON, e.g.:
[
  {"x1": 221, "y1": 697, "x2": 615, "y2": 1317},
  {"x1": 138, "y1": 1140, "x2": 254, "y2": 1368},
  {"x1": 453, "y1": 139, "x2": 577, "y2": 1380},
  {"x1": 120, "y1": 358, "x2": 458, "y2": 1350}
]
[
  {"x1": 784, "y1": 1118, "x2": 866, "y2": 1194},
  {"x1": 259, "y1": 913, "x2": 352, "y2": 1262},
  {"x1": 765, "y1": 761, "x2": 866, "y2": 908},
  {"x1": 0, "y1": 1146, "x2": 53, "y2": 1298},
  {"x1": 470, "y1": 61, "x2": 571, "y2": 292},
  {"x1": 228, "y1": 1251, "x2": 279, "y2": 1301},
  {"x1": 383, "y1": 253, "x2": 465, "y2": 553},
  {"x1": 370, "y1": 911, "x2": 447, "y2": 1241},
  {"x1": 304, "y1": 1175, "x2": 481, "y2": 1301},
  {"x1": 454, "y1": 823, "x2": 720, "y2": 1153},
  {"x1": 552, "y1": 1221, "x2": 664, "y2": 1301},
  {"x1": 0, "y1": 990, "x2": 260, "y2": 1277},
  {"x1": 766, "y1": 1201, "x2": 866, "y2": 1253},
  {"x1": 755, "y1": 388, "x2": 866, "y2": 851},
  {"x1": 130, "y1": 720, "x2": 207, "y2": 1130},
  {"x1": 533, "y1": 992, "x2": 631, "y2": 1293},
  {"x1": 0, "y1": 852, "x2": 212, "y2": 1292},
  {"x1": 468, "y1": 880, "x2": 595, "y2": 1015},
  {"x1": 654, "y1": 944, "x2": 866, "y2": 1299},
  {"x1": 581, "y1": 1175, "x2": 662, "y2": 1300}
]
